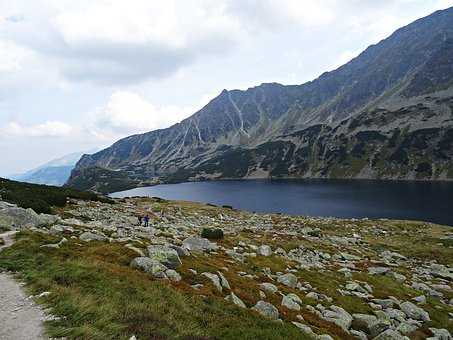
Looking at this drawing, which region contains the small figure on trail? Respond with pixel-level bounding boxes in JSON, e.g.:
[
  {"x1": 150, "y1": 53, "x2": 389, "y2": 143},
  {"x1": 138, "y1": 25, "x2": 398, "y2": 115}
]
[
  {"x1": 144, "y1": 215, "x2": 150, "y2": 228},
  {"x1": 138, "y1": 215, "x2": 143, "y2": 226}
]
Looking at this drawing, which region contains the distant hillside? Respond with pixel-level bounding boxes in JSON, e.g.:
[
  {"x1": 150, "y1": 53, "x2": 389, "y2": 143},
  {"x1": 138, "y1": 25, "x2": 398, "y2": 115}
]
[
  {"x1": 12, "y1": 150, "x2": 95, "y2": 186},
  {"x1": 68, "y1": 7, "x2": 453, "y2": 193}
]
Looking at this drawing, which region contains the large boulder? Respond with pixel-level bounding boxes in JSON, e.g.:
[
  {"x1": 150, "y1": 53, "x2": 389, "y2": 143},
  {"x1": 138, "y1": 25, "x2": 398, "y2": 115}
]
[
  {"x1": 0, "y1": 203, "x2": 58, "y2": 230},
  {"x1": 351, "y1": 314, "x2": 378, "y2": 334},
  {"x1": 130, "y1": 257, "x2": 168, "y2": 278},
  {"x1": 182, "y1": 237, "x2": 218, "y2": 252},
  {"x1": 79, "y1": 232, "x2": 107, "y2": 242},
  {"x1": 259, "y1": 282, "x2": 279, "y2": 294},
  {"x1": 400, "y1": 301, "x2": 430, "y2": 322},
  {"x1": 147, "y1": 244, "x2": 182, "y2": 269},
  {"x1": 322, "y1": 305, "x2": 353, "y2": 331},
  {"x1": 201, "y1": 272, "x2": 222, "y2": 292},
  {"x1": 252, "y1": 301, "x2": 279, "y2": 320},
  {"x1": 282, "y1": 293, "x2": 302, "y2": 311},
  {"x1": 277, "y1": 273, "x2": 298, "y2": 288}
]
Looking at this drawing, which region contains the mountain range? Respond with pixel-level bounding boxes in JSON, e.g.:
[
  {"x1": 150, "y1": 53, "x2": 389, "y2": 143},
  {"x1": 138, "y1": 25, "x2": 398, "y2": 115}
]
[
  {"x1": 11, "y1": 150, "x2": 96, "y2": 186},
  {"x1": 67, "y1": 7, "x2": 453, "y2": 193}
]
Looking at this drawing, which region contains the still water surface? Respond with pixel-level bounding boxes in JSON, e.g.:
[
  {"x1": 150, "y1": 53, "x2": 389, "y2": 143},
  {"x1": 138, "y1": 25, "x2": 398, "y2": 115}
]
[{"x1": 111, "y1": 179, "x2": 453, "y2": 226}]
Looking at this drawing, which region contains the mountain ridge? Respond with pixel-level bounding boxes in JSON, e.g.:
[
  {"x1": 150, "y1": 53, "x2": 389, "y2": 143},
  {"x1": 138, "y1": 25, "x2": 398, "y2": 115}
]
[{"x1": 68, "y1": 7, "x2": 453, "y2": 193}]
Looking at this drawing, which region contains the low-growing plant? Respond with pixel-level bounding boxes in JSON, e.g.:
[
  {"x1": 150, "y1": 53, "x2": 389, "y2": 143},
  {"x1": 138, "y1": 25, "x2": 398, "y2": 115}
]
[{"x1": 201, "y1": 227, "x2": 224, "y2": 240}]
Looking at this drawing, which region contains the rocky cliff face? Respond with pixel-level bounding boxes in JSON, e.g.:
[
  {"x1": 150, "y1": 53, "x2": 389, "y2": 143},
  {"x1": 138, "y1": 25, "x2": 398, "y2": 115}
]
[{"x1": 68, "y1": 7, "x2": 453, "y2": 193}]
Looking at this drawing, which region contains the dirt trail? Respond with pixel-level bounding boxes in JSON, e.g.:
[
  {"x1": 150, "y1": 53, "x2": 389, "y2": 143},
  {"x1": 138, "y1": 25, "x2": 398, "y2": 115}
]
[{"x1": 0, "y1": 231, "x2": 47, "y2": 340}]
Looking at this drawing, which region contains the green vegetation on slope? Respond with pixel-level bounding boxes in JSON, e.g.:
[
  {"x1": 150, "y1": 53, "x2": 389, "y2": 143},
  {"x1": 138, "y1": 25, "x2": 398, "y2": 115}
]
[{"x1": 0, "y1": 178, "x2": 112, "y2": 214}]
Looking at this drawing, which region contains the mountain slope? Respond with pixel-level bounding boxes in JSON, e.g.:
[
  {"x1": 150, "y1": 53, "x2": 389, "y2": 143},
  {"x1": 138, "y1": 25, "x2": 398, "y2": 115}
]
[
  {"x1": 12, "y1": 151, "x2": 95, "y2": 186},
  {"x1": 68, "y1": 7, "x2": 453, "y2": 193}
]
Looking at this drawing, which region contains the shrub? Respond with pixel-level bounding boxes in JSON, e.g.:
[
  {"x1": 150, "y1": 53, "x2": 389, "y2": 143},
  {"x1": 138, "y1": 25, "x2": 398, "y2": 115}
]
[{"x1": 201, "y1": 228, "x2": 224, "y2": 240}]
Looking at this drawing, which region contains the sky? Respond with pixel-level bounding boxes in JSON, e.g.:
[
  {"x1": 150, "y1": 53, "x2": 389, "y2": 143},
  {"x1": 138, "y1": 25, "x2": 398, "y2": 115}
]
[{"x1": 0, "y1": 0, "x2": 452, "y2": 176}]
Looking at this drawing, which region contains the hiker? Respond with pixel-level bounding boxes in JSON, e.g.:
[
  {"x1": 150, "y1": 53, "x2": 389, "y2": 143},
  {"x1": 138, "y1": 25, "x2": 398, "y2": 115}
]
[
  {"x1": 138, "y1": 215, "x2": 143, "y2": 226},
  {"x1": 144, "y1": 215, "x2": 150, "y2": 228}
]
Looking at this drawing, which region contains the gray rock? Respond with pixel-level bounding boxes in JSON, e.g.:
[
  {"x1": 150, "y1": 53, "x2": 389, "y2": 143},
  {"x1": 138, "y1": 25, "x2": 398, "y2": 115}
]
[
  {"x1": 165, "y1": 269, "x2": 182, "y2": 282},
  {"x1": 428, "y1": 328, "x2": 452, "y2": 340},
  {"x1": 79, "y1": 232, "x2": 106, "y2": 242},
  {"x1": 400, "y1": 301, "x2": 430, "y2": 322},
  {"x1": 252, "y1": 301, "x2": 279, "y2": 320},
  {"x1": 147, "y1": 244, "x2": 181, "y2": 269},
  {"x1": 201, "y1": 272, "x2": 222, "y2": 292},
  {"x1": 226, "y1": 292, "x2": 246, "y2": 308},
  {"x1": 373, "y1": 329, "x2": 409, "y2": 340},
  {"x1": 396, "y1": 322, "x2": 417, "y2": 335},
  {"x1": 386, "y1": 271, "x2": 407, "y2": 283},
  {"x1": 182, "y1": 236, "x2": 218, "y2": 252},
  {"x1": 277, "y1": 273, "x2": 298, "y2": 288},
  {"x1": 323, "y1": 305, "x2": 353, "y2": 331},
  {"x1": 368, "y1": 267, "x2": 391, "y2": 275},
  {"x1": 258, "y1": 245, "x2": 272, "y2": 256},
  {"x1": 282, "y1": 293, "x2": 302, "y2": 311},
  {"x1": 130, "y1": 257, "x2": 168, "y2": 278},
  {"x1": 217, "y1": 271, "x2": 231, "y2": 290},
  {"x1": 350, "y1": 329, "x2": 368, "y2": 340},
  {"x1": 372, "y1": 299, "x2": 395, "y2": 309},
  {"x1": 292, "y1": 322, "x2": 315, "y2": 336},
  {"x1": 351, "y1": 313, "x2": 377, "y2": 333},
  {"x1": 259, "y1": 282, "x2": 278, "y2": 294},
  {"x1": 169, "y1": 244, "x2": 189, "y2": 257},
  {"x1": 0, "y1": 204, "x2": 58, "y2": 230}
]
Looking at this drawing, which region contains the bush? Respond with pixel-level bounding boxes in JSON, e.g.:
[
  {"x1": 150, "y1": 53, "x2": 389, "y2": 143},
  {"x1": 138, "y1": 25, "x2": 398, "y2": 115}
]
[{"x1": 201, "y1": 228, "x2": 224, "y2": 240}]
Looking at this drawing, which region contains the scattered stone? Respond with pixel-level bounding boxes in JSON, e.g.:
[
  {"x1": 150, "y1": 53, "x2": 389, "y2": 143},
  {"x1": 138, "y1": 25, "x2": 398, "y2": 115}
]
[
  {"x1": 201, "y1": 272, "x2": 222, "y2": 292},
  {"x1": 259, "y1": 282, "x2": 278, "y2": 294},
  {"x1": 252, "y1": 301, "x2": 279, "y2": 320},
  {"x1": 79, "y1": 232, "x2": 106, "y2": 242},
  {"x1": 257, "y1": 244, "x2": 272, "y2": 256},
  {"x1": 373, "y1": 329, "x2": 409, "y2": 340},
  {"x1": 217, "y1": 271, "x2": 231, "y2": 290},
  {"x1": 400, "y1": 301, "x2": 430, "y2": 322},
  {"x1": 226, "y1": 292, "x2": 246, "y2": 308},
  {"x1": 182, "y1": 236, "x2": 218, "y2": 252},
  {"x1": 147, "y1": 244, "x2": 181, "y2": 269},
  {"x1": 165, "y1": 269, "x2": 182, "y2": 282},
  {"x1": 130, "y1": 257, "x2": 168, "y2": 278},
  {"x1": 282, "y1": 293, "x2": 302, "y2": 311},
  {"x1": 368, "y1": 267, "x2": 391, "y2": 275},
  {"x1": 277, "y1": 273, "x2": 297, "y2": 288}
]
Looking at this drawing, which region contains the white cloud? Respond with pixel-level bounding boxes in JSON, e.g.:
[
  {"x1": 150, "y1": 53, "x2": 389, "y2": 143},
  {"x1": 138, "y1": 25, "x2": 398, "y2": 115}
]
[
  {"x1": 88, "y1": 90, "x2": 196, "y2": 140},
  {"x1": 1, "y1": 121, "x2": 73, "y2": 137}
]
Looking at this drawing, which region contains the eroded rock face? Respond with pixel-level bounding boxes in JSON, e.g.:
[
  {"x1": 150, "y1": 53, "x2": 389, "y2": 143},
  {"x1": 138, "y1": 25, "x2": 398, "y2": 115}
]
[
  {"x1": 182, "y1": 237, "x2": 218, "y2": 252},
  {"x1": 147, "y1": 245, "x2": 181, "y2": 269},
  {"x1": 252, "y1": 301, "x2": 279, "y2": 320}
]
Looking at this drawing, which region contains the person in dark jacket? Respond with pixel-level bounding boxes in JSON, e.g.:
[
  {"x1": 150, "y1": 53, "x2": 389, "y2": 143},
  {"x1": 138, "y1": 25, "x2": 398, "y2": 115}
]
[
  {"x1": 138, "y1": 215, "x2": 143, "y2": 226},
  {"x1": 144, "y1": 215, "x2": 150, "y2": 228}
]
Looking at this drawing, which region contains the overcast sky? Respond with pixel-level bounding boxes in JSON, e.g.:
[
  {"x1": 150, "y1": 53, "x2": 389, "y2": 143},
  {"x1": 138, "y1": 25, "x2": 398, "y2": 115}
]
[{"x1": 0, "y1": 0, "x2": 452, "y2": 176}]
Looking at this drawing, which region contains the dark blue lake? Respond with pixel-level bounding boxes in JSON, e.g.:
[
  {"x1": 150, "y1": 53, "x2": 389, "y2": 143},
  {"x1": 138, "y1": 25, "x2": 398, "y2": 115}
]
[{"x1": 111, "y1": 179, "x2": 453, "y2": 226}]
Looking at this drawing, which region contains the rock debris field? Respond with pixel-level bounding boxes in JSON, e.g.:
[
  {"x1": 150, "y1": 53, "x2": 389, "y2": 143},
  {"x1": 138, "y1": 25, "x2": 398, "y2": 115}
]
[{"x1": 0, "y1": 197, "x2": 452, "y2": 339}]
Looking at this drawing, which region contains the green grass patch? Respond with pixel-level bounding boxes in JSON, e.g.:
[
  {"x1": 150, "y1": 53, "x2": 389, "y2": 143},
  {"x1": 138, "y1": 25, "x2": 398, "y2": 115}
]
[{"x1": 0, "y1": 232, "x2": 307, "y2": 340}]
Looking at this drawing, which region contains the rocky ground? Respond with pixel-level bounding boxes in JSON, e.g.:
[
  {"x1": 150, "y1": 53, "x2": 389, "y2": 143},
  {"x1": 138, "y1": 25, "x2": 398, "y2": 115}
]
[{"x1": 0, "y1": 197, "x2": 452, "y2": 339}]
